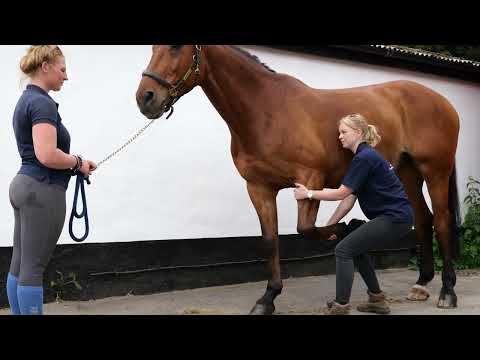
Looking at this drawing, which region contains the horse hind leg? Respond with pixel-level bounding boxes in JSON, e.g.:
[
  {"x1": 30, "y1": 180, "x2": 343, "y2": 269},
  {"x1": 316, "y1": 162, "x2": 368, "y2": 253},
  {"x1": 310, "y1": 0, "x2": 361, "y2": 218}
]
[
  {"x1": 397, "y1": 158, "x2": 434, "y2": 302},
  {"x1": 424, "y1": 171, "x2": 458, "y2": 308}
]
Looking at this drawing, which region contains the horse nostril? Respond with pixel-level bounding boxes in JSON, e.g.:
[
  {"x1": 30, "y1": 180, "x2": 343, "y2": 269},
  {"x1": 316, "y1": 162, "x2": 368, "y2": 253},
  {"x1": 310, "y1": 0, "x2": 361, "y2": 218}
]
[{"x1": 143, "y1": 91, "x2": 155, "y2": 106}]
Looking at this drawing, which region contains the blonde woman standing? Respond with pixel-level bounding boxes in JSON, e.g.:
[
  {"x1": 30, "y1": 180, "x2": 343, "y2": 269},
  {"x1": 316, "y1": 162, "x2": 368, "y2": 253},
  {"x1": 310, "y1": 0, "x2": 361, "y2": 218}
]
[
  {"x1": 294, "y1": 114, "x2": 414, "y2": 315},
  {"x1": 7, "y1": 46, "x2": 96, "y2": 315}
]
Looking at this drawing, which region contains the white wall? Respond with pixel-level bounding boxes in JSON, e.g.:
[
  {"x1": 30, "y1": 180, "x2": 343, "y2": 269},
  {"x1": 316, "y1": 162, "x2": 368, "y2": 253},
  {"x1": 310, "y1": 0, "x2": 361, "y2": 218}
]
[{"x1": 1, "y1": 45, "x2": 479, "y2": 246}]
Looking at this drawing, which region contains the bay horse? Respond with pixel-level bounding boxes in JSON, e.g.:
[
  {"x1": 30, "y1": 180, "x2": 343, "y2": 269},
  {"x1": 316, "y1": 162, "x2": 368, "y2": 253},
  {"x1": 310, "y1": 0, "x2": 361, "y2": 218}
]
[{"x1": 135, "y1": 45, "x2": 460, "y2": 314}]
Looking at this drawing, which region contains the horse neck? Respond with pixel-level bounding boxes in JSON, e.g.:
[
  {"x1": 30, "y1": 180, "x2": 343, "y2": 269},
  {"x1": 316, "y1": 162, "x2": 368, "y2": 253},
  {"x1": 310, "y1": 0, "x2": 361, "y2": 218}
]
[{"x1": 199, "y1": 46, "x2": 275, "y2": 137}]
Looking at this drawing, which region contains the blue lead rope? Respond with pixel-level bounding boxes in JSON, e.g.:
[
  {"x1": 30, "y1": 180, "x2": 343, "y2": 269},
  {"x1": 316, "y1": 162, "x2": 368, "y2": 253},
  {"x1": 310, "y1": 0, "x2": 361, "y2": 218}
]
[{"x1": 68, "y1": 173, "x2": 91, "y2": 242}]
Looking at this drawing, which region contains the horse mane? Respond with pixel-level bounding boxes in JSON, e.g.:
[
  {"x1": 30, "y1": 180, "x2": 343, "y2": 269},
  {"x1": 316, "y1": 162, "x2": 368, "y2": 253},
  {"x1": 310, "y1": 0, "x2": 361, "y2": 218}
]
[{"x1": 229, "y1": 46, "x2": 276, "y2": 73}]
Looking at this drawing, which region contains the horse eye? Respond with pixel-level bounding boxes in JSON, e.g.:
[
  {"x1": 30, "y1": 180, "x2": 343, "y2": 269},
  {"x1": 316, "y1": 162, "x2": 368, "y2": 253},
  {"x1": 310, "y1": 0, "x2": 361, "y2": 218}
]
[{"x1": 170, "y1": 45, "x2": 183, "y2": 50}]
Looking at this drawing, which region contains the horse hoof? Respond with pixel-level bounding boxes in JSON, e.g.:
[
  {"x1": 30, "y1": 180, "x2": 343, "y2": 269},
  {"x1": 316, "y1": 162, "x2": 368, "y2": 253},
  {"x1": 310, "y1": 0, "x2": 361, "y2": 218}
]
[
  {"x1": 406, "y1": 285, "x2": 430, "y2": 301},
  {"x1": 249, "y1": 303, "x2": 275, "y2": 315},
  {"x1": 437, "y1": 294, "x2": 457, "y2": 309}
]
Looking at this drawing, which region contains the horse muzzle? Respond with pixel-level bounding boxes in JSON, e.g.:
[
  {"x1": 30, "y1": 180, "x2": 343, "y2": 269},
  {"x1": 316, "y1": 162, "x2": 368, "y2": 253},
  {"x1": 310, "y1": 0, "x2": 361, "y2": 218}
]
[{"x1": 137, "y1": 90, "x2": 170, "y2": 119}]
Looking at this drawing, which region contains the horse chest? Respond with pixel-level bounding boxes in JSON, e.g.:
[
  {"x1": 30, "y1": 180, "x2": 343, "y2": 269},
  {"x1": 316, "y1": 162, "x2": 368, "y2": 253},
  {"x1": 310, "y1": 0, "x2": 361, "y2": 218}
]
[{"x1": 233, "y1": 154, "x2": 292, "y2": 185}]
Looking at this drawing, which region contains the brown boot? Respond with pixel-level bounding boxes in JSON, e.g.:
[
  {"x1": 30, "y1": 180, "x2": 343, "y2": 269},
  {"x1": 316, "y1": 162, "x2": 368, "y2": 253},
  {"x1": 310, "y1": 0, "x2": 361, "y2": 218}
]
[
  {"x1": 356, "y1": 291, "x2": 391, "y2": 315},
  {"x1": 324, "y1": 300, "x2": 351, "y2": 315}
]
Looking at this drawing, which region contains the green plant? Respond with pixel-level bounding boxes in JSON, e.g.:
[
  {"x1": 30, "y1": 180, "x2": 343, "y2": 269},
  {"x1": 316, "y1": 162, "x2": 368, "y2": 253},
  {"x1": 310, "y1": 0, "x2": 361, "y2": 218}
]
[
  {"x1": 49, "y1": 270, "x2": 82, "y2": 302},
  {"x1": 456, "y1": 176, "x2": 480, "y2": 269},
  {"x1": 409, "y1": 176, "x2": 480, "y2": 271}
]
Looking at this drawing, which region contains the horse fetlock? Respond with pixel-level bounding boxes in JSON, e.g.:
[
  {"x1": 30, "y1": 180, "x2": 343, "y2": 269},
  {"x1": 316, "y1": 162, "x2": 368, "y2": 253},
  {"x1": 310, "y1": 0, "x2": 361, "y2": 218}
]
[
  {"x1": 266, "y1": 283, "x2": 283, "y2": 297},
  {"x1": 259, "y1": 282, "x2": 282, "y2": 302},
  {"x1": 441, "y1": 269, "x2": 457, "y2": 288},
  {"x1": 251, "y1": 283, "x2": 282, "y2": 315},
  {"x1": 418, "y1": 271, "x2": 435, "y2": 285},
  {"x1": 440, "y1": 285, "x2": 456, "y2": 296}
]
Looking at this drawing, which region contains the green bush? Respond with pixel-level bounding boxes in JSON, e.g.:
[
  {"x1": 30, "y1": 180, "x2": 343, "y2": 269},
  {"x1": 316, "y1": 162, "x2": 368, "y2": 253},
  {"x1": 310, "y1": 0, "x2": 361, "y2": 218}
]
[{"x1": 409, "y1": 176, "x2": 480, "y2": 271}]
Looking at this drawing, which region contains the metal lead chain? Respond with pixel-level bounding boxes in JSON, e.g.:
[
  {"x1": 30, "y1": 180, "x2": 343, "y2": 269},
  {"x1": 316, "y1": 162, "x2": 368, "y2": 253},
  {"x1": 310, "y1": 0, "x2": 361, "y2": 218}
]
[{"x1": 96, "y1": 118, "x2": 157, "y2": 168}]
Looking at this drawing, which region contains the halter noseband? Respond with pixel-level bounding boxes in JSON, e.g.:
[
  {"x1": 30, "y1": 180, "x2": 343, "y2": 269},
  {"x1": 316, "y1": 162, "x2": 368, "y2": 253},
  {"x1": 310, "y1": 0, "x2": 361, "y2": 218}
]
[{"x1": 141, "y1": 45, "x2": 202, "y2": 119}]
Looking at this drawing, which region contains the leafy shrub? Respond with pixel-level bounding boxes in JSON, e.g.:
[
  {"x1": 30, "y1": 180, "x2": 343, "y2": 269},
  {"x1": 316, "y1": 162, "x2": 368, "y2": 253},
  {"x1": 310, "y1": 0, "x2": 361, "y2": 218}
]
[{"x1": 410, "y1": 176, "x2": 480, "y2": 271}]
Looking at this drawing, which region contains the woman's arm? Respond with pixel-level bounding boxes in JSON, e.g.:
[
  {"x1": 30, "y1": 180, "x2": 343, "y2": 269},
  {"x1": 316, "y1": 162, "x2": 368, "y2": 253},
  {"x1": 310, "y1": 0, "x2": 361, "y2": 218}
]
[
  {"x1": 32, "y1": 123, "x2": 77, "y2": 169},
  {"x1": 294, "y1": 183, "x2": 353, "y2": 201},
  {"x1": 326, "y1": 194, "x2": 357, "y2": 225},
  {"x1": 33, "y1": 123, "x2": 97, "y2": 176}
]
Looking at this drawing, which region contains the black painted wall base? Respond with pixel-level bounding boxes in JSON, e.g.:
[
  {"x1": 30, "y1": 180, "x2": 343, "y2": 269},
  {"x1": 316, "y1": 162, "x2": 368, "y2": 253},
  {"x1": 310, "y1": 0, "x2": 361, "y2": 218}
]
[{"x1": 0, "y1": 233, "x2": 415, "y2": 309}]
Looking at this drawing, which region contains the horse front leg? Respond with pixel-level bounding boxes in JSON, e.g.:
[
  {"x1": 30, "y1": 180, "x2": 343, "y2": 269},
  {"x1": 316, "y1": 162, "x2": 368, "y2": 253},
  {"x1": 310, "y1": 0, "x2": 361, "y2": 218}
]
[
  {"x1": 296, "y1": 191, "x2": 348, "y2": 240},
  {"x1": 297, "y1": 197, "x2": 321, "y2": 237},
  {"x1": 246, "y1": 182, "x2": 281, "y2": 315}
]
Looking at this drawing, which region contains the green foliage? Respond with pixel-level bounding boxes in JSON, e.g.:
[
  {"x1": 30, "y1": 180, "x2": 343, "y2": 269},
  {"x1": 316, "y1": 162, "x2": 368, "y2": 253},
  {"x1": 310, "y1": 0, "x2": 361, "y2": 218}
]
[
  {"x1": 404, "y1": 45, "x2": 480, "y2": 62},
  {"x1": 409, "y1": 176, "x2": 480, "y2": 271},
  {"x1": 456, "y1": 176, "x2": 480, "y2": 269},
  {"x1": 49, "y1": 270, "x2": 82, "y2": 302}
]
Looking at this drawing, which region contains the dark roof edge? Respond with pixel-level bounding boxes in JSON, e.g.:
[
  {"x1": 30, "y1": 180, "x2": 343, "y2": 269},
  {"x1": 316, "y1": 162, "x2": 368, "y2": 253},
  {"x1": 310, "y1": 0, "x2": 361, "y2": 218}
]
[{"x1": 265, "y1": 45, "x2": 480, "y2": 84}]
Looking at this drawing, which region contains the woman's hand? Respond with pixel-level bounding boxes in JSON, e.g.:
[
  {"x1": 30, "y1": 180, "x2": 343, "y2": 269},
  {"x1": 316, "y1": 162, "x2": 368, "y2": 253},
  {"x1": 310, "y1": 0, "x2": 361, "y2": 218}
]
[
  {"x1": 79, "y1": 158, "x2": 97, "y2": 176},
  {"x1": 294, "y1": 183, "x2": 309, "y2": 200},
  {"x1": 87, "y1": 160, "x2": 97, "y2": 172}
]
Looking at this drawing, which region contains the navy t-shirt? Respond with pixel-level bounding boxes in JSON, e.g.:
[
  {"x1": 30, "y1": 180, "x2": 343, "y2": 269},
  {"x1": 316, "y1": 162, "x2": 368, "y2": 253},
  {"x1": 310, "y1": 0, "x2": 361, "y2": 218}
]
[
  {"x1": 12, "y1": 84, "x2": 72, "y2": 189},
  {"x1": 342, "y1": 143, "x2": 414, "y2": 224}
]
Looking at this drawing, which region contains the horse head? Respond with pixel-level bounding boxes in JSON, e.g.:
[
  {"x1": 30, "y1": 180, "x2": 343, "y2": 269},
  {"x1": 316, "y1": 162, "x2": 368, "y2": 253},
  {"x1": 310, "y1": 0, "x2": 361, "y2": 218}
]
[{"x1": 136, "y1": 45, "x2": 202, "y2": 119}]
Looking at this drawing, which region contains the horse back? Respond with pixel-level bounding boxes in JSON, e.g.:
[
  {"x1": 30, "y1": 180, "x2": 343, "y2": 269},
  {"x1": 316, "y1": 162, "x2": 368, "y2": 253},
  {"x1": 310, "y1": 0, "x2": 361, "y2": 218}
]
[
  {"x1": 231, "y1": 77, "x2": 459, "y2": 188},
  {"x1": 306, "y1": 80, "x2": 460, "y2": 170}
]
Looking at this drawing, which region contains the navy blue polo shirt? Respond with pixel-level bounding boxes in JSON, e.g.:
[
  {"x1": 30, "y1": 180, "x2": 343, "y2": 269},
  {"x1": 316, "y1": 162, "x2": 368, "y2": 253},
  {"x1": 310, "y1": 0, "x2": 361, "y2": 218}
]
[
  {"x1": 12, "y1": 84, "x2": 72, "y2": 189},
  {"x1": 342, "y1": 143, "x2": 414, "y2": 224}
]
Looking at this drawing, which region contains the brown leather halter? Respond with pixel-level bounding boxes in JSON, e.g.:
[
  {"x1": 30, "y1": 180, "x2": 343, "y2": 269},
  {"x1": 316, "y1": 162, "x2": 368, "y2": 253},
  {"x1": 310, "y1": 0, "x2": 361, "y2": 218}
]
[{"x1": 141, "y1": 45, "x2": 202, "y2": 119}]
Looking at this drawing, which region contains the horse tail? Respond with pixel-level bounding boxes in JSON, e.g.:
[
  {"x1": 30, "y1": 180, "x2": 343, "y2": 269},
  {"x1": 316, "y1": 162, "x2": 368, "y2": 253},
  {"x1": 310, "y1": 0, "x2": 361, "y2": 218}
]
[{"x1": 449, "y1": 162, "x2": 462, "y2": 259}]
